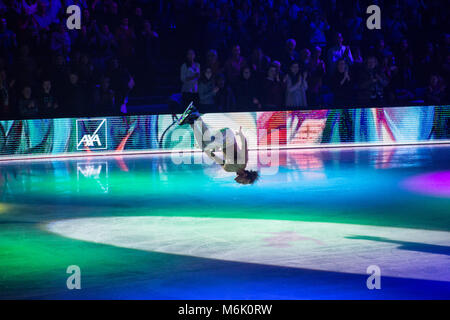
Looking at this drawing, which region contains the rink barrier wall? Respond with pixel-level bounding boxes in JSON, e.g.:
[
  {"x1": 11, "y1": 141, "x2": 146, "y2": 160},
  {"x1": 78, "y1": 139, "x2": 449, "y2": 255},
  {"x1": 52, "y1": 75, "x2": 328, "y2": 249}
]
[{"x1": 0, "y1": 105, "x2": 449, "y2": 161}]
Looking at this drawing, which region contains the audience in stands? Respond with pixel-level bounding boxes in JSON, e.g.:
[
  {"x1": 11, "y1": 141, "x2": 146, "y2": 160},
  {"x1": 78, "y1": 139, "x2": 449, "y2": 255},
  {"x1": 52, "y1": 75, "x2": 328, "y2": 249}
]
[{"x1": 0, "y1": 0, "x2": 448, "y2": 120}]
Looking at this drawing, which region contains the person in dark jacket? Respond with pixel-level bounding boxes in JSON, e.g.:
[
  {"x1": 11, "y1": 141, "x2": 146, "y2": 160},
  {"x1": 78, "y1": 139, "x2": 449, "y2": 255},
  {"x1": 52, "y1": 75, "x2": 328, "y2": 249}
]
[
  {"x1": 233, "y1": 66, "x2": 260, "y2": 110},
  {"x1": 331, "y1": 59, "x2": 353, "y2": 106},
  {"x1": 214, "y1": 74, "x2": 236, "y2": 112},
  {"x1": 261, "y1": 65, "x2": 285, "y2": 108}
]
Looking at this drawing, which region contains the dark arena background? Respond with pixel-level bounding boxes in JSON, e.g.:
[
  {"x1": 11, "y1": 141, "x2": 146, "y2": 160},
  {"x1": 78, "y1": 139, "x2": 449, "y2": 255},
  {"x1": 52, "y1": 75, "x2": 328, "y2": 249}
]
[{"x1": 0, "y1": 0, "x2": 449, "y2": 304}]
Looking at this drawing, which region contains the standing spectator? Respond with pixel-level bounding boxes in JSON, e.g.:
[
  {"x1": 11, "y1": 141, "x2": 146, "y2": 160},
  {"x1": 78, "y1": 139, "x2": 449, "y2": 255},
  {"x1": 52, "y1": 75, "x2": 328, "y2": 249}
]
[
  {"x1": 136, "y1": 20, "x2": 159, "y2": 91},
  {"x1": 214, "y1": 74, "x2": 236, "y2": 112},
  {"x1": 261, "y1": 65, "x2": 285, "y2": 108},
  {"x1": 280, "y1": 39, "x2": 299, "y2": 73},
  {"x1": 205, "y1": 49, "x2": 222, "y2": 76},
  {"x1": 233, "y1": 66, "x2": 260, "y2": 110},
  {"x1": 307, "y1": 46, "x2": 326, "y2": 106},
  {"x1": 271, "y1": 61, "x2": 284, "y2": 83},
  {"x1": 331, "y1": 59, "x2": 353, "y2": 106},
  {"x1": 328, "y1": 32, "x2": 353, "y2": 74},
  {"x1": 38, "y1": 79, "x2": 58, "y2": 117},
  {"x1": 180, "y1": 49, "x2": 200, "y2": 108},
  {"x1": 224, "y1": 45, "x2": 247, "y2": 85},
  {"x1": 285, "y1": 62, "x2": 308, "y2": 108},
  {"x1": 115, "y1": 18, "x2": 136, "y2": 68},
  {"x1": 359, "y1": 56, "x2": 389, "y2": 105},
  {"x1": 106, "y1": 58, "x2": 134, "y2": 114},
  {"x1": 63, "y1": 71, "x2": 86, "y2": 116},
  {"x1": 198, "y1": 67, "x2": 217, "y2": 111},
  {"x1": 299, "y1": 48, "x2": 311, "y2": 72},
  {"x1": 96, "y1": 24, "x2": 117, "y2": 65},
  {"x1": 250, "y1": 47, "x2": 271, "y2": 81},
  {"x1": 18, "y1": 85, "x2": 38, "y2": 117}
]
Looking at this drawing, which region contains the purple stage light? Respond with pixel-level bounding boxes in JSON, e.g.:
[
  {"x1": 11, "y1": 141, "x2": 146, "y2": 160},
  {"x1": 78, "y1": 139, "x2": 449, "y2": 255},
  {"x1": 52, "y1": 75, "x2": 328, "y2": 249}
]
[{"x1": 402, "y1": 171, "x2": 450, "y2": 197}]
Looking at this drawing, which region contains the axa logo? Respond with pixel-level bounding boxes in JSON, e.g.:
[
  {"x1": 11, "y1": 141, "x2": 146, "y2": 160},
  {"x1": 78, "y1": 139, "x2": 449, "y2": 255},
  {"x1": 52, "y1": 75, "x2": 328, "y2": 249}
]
[
  {"x1": 76, "y1": 119, "x2": 108, "y2": 151},
  {"x1": 79, "y1": 134, "x2": 101, "y2": 147}
]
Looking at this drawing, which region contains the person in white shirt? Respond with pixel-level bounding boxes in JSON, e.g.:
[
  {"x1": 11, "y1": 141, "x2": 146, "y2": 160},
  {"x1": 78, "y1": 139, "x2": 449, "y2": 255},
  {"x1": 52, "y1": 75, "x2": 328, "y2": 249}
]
[
  {"x1": 327, "y1": 32, "x2": 353, "y2": 74},
  {"x1": 180, "y1": 49, "x2": 200, "y2": 107}
]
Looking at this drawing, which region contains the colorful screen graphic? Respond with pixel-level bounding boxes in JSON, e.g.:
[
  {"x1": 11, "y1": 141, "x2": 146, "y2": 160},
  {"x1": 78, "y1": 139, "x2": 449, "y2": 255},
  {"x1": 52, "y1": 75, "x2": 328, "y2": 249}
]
[{"x1": 0, "y1": 106, "x2": 449, "y2": 160}]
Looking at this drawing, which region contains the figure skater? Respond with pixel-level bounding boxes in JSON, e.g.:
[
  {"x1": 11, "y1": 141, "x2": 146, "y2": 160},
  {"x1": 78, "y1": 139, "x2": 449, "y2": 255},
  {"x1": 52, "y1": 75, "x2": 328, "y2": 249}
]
[{"x1": 178, "y1": 102, "x2": 259, "y2": 185}]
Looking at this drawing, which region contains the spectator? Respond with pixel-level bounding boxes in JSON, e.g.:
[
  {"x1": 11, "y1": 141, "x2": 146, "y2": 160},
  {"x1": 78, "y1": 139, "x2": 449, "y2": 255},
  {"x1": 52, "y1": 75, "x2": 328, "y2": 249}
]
[
  {"x1": 307, "y1": 46, "x2": 326, "y2": 106},
  {"x1": 359, "y1": 56, "x2": 389, "y2": 105},
  {"x1": 214, "y1": 74, "x2": 236, "y2": 112},
  {"x1": 38, "y1": 79, "x2": 58, "y2": 116},
  {"x1": 285, "y1": 62, "x2": 308, "y2": 108},
  {"x1": 180, "y1": 49, "x2": 200, "y2": 108},
  {"x1": 280, "y1": 39, "x2": 299, "y2": 73},
  {"x1": 198, "y1": 67, "x2": 217, "y2": 111},
  {"x1": 261, "y1": 65, "x2": 285, "y2": 108},
  {"x1": 224, "y1": 45, "x2": 247, "y2": 85},
  {"x1": 18, "y1": 85, "x2": 38, "y2": 117},
  {"x1": 271, "y1": 60, "x2": 284, "y2": 82},
  {"x1": 115, "y1": 18, "x2": 136, "y2": 68},
  {"x1": 63, "y1": 71, "x2": 86, "y2": 115},
  {"x1": 106, "y1": 58, "x2": 134, "y2": 113},
  {"x1": 205, "y1": 49, "x2": 222, "y2": 76},
  {"x1": 331, "y1": 59, "x2": 353, "y2": 106},
  {"x1": 328, "y1": 32, "x2": 353, "y2": 74},
  {"x1": 233, "y1": 66, "x2": 260, "y2": 110},
  {"x1": 0, "y1": 0, "x2": 447, "y2": 119},
  {"x1": 250, "y1": 47, "x2": 271, "y2": 81},
  {"x1": 96, "y1": 24, "x2": 117, "y2": 62},
  {"x1": 136, "y1": 20, "x2": 159, "y2": 91}
]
